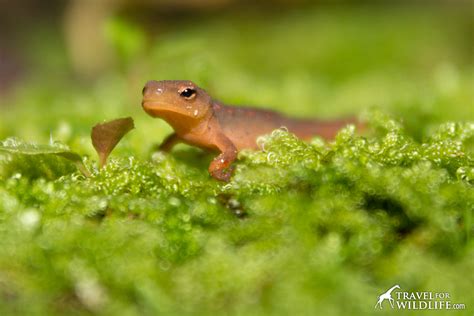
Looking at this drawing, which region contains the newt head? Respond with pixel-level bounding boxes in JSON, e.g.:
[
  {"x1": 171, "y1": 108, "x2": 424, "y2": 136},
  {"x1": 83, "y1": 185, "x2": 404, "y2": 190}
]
[{"x1": 142, "y1": 80, "x2": 212, "y2": 121}]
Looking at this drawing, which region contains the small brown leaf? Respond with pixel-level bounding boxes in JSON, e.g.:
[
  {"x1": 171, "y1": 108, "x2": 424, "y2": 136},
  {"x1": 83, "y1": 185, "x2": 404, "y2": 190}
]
[{"x1": 91, "y1": 117, "x2": 134, "y2": 168}]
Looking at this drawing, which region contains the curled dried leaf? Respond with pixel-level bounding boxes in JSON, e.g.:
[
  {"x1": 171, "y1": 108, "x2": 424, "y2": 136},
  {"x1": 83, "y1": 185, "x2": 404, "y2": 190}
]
[{"x1": 91, "y1": 117, "x2": 135, "y2": 168}]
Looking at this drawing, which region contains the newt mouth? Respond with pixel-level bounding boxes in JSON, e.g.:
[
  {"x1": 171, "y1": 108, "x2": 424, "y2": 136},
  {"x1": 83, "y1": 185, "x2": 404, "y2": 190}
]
[
  {"x1": 141, "y1": 100, "x2": 189, "y2": 117},
  {"x1": 142, "y1": 100, "x2": 164, "y2": 109},
  {"x1": 142, "y1": 100, "x2": 172, "y2": 110}
]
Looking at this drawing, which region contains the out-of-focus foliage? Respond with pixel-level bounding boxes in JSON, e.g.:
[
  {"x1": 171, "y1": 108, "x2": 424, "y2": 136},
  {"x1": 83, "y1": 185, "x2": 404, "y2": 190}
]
[
  {"x1": 0, "y1": 4, "x2": 473, "y2": 316},
  {"x1": 0, "y1": 138, "x2": 89, "y2": 179}
]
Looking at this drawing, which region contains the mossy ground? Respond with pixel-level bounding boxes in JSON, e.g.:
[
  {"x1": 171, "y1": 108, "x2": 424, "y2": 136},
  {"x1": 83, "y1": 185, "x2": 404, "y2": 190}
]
[{"x1": 0, "y1": 5, "x2": 473, "y2": 316}]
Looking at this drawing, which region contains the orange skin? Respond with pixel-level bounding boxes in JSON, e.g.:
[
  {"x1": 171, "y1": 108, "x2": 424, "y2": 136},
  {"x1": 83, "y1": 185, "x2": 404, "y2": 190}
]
[{"x1": 142, "y1": 80, "x2": 360, "y2": 181}]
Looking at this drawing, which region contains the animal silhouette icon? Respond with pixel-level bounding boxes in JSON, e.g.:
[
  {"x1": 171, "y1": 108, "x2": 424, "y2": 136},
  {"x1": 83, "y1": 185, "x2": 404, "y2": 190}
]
[{"x1": 375, "y1": 285, "x2": 401, "y2": 309}]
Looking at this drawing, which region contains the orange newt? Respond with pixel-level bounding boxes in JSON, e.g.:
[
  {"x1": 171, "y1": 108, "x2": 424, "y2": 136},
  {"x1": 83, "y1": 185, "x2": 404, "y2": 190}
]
[{"x1": 142, "y1": 80, "x2": 362, "y2": 181}]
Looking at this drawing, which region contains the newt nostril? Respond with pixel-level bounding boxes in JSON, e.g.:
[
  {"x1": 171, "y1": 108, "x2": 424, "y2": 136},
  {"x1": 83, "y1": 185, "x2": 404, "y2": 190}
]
[{"x1": 143, "y1": 80, "x2": 161, "y2": 97}]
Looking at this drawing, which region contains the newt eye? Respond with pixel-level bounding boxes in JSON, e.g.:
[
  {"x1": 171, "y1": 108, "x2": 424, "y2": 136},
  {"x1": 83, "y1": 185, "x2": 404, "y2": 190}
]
[{"x1": 179, "y1": 88, "x2": 196, "y2": 100}]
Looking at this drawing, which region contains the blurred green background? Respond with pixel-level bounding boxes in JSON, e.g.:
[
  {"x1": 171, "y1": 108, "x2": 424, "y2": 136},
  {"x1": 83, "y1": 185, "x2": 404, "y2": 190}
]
[
  {"x1": 0, "y1": 1, "x2": 473, "y2": 315},
  {"x1": 1, "y1": 0, "x2": 472, "y2": 148}
]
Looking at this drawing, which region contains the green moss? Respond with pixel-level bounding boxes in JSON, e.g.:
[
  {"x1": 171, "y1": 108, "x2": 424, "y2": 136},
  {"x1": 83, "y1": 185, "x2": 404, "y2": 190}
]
[{"x1": 1, "y1": 110, "x2": 472, "y2": 315}]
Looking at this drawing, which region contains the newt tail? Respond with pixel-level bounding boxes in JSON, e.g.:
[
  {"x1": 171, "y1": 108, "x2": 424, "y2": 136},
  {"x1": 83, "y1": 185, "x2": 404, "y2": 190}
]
[
  {"x1": 142, "y1": 80, "x2": 364, "y2": 181},
  {"x1": 284, "y1": 117, "x2": 362, "y2": 141}
]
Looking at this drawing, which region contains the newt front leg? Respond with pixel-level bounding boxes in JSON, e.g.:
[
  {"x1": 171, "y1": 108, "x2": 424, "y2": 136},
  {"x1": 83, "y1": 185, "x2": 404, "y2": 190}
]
[
  {"x1": 158, "y1": 132, "x2": 181, "y2": 152},
  {"x1": 208, "y1": 135, "x2": 238, "y2": 182}
]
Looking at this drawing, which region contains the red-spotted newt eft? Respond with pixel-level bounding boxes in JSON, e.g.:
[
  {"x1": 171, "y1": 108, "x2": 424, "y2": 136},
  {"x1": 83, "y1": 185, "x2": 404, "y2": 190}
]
[{"x1": 142, "y1": 80, "x2": 362, "y2": 181}]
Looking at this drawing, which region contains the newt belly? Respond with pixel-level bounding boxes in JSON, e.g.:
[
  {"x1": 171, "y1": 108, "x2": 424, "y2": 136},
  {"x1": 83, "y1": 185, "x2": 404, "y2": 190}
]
[{"x1": 142, "y1": 80, "x2": 362, "y2": 181}]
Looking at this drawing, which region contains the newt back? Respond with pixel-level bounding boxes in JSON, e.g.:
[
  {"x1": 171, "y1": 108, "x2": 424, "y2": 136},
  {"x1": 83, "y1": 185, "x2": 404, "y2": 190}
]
[{"x1": 214, "y1": 102, "x2": 358, "y2": 150}]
